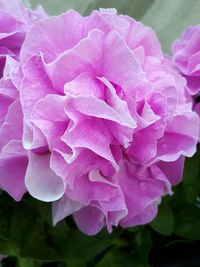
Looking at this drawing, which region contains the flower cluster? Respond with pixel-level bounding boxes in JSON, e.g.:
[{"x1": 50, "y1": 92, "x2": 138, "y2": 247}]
[{"x1": 0, "y1": 1, "x2": 199, "y2": 235}]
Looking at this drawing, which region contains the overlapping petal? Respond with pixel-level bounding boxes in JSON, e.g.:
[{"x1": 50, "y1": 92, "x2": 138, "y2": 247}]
[
  {"x1": 0, "y1": 4, "x2": 198, "y2": 235},
  {"x1": 0, "y1": 0, "x2": 47, "y2": 200}
]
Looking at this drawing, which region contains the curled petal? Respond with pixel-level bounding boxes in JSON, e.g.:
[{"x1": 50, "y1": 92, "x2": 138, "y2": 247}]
[{"x1": 25, "y1": 153, "x2": 65, "y2": 202}]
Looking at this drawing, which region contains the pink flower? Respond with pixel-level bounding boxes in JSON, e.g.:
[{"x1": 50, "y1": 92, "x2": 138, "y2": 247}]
[
  {"x1": 0, "y1": 0, "x2": 47, "y2": 200},
  {"x1": 19, "y1": 8, "x2": 199, "y2": 234},
  {"x1": 172, "y1": 25, "x2": 200, "y2": 95},
  {"x1": 18, "y1": 9, "x2": 200, "y2": 234},
  {"x1": 0, "y1": 57, "x2": 28, "y2": 201},
  {"x1": 0, "y1": 0, "x2": 46, "y2": 77}
]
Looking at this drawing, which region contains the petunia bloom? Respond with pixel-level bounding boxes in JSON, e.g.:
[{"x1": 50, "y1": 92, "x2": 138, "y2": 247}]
[
  {"x1": 16, "y1": 8, "x2": 200, "y2": 235},
  {"x1": 0, "y1": 0, "x2": 47, "y2": 200},
  {"x1": 172, "y1": 25, "x2": 200, "y2": 95}
]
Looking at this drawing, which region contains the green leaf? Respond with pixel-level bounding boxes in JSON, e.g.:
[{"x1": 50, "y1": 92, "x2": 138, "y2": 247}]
[
  {"x1": 150, "y1": 202, "x2": 174, "y2": 236},
  {"x1": 127, "y1": 226, "x2": 143, "y2": 233},
  {"x1": 94, "y1": 249, "x2": 144, "y2": 267},
  {"x1": 0, "y1": 238, "x2": 18, "y2": 256},
  {"x1": 183, "y1": 177, "x2": 200, "y2": 204},
  {"x1": 174, "y1": 204, "x2": 200, "y2": 240},
  {"x1": 52, "y1": 228, "x2": 118, "y2": 261},
  {"x1": 9, "y1": 202, "x2": 38, "y2": 250},
  {"x1": 20, "y1": 219, "x2": 62, "y2": 260},
  {"x1": 0, "y1": 193, "x2": 117, "y2": 262},
  {"x1": 0, "y1": 194, "x2": 12, "y2": 240},
  {"x1": 21, "y1": 221, "x2": 117, "y2": 261},
  {"x1": 183, "y1": 152, "x2": 200, "y2": 185},
  {"x1": 181, "y1": 152, "x2": 200, "y2": 204},
  {"x1": 17, "y1": 258, "x2": 37, "y2": 267},
  {"x1": 133, "y1": 229, "x2": 152, "y2": 265}
]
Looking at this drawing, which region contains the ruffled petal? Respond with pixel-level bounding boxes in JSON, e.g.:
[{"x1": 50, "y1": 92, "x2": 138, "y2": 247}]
[
  {"x1": 0, "y1": 140, "x2": 27, "y2": 201},
  {"x1": 25, "y1": 153, "x2": 65, "y2": 202},
  {"x1": 21, "y1": 10, "x2": 83, "y2": 63},
  {"x1": 44, "y1": 29, "x2": 104, "y2": 90}
]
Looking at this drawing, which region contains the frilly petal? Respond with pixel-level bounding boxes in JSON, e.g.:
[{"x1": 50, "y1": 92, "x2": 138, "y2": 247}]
[{"x1": 25, "y1": 153, "x2": 65, "y2": 202}]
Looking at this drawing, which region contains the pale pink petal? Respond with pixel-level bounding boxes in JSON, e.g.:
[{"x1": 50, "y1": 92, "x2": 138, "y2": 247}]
[
  {"x1": 157, "y1": 112, "x2": 199, "y2": 161},
  {"x1": 123, "y1": 15, "x2": 162, "y2": 58},
  {"x1": 157, "y1": 156, "x2": 185, "y2": 185},
  {"x1": 62, "y1": 116, "x2": 116, "y2": 165},
  {"x1": 74, "y1": 206, "x2": 105, "y2": 235},
  {"x1": 25, "y1": 153, "x2": 65, "y2": 202},
  {"x1": 53, "y1": 194, "x2": 84, "y2": 225},
  {"x1": 20, "y1": 55, "x2": 55, "y2": 124},
  {"x1": 0, "y1": 141, "x2": 27, "y2": 201},
  {"x1": 64, "y1": 72, "x2": 104, "y2": 99},
  {"x1": 50, "y1": 149, "x2": 109, "y2": 190},
  {"x1": 116, "y1": 160, "x2": 165, "y2": 227},
  {"x1": 21, "y1": 10, "x2": 83, "y2": 63},
  {"x1": 102, "y1": 31, "x2": 142, "y2": 88},
  {"x1": 44, "y1": 29, "x2": 104, "y2": 90},
  {"x1": 0, "y1": 99, "x2": 23, "y2": 150}
]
